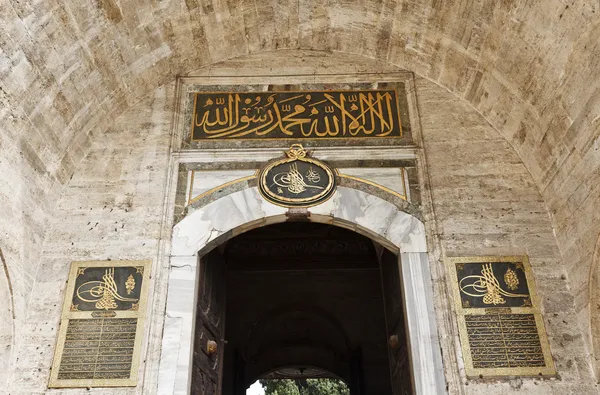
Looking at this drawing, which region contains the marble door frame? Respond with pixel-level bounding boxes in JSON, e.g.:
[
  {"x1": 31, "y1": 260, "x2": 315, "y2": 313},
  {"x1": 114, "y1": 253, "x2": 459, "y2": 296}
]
[{"x1": 156, "y1": 185, "x2": 446, "y2": 395}]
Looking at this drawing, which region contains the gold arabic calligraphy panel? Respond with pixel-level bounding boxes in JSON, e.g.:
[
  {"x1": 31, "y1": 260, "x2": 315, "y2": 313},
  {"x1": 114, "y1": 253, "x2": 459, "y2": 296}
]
[
  {"x1": 447, "y1": 256, "x2": 555, "y2": 378},
  {"x1": 190, "y1": 87, "x2": 404, "y2": 142},
  {"x1": 465, "y1": 314, "x2": 546, "y2": 369},
  {"x1": 49, "y1": 260, "x2": 151, "y2": 388}
]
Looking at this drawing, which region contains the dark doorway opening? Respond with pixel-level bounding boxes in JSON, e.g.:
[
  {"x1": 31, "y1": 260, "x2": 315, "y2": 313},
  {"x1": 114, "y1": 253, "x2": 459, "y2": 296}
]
[{"x1": 190, "y1": 223, "x2": 413, "y2": 395}]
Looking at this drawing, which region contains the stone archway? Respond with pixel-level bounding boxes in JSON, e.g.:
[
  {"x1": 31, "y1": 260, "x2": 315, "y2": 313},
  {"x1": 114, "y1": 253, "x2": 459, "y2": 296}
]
[{"x1": 157, "y1": 184, "x2": 445, "y2": 395}]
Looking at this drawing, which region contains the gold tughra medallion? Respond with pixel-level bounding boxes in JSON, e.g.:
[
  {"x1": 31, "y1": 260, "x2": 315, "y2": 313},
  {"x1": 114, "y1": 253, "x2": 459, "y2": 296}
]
[{"x1": 258, "y1": 144, "x2": 336, "y2": 208}]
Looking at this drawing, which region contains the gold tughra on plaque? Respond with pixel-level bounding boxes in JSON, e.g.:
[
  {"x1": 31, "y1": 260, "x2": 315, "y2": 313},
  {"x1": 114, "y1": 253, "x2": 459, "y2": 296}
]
[
  {"x1": 49, "y1": 260, "x2": 151, "y2": 388},
  {"x1": 258, "y1": 144, "x2": 336, "y2": 208},
  {"x1": 447, "y1": 256, "x2": 555, "y2": 378}
]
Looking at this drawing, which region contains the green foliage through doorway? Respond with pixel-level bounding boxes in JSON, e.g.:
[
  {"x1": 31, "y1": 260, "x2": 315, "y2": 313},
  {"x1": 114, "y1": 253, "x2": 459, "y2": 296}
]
[{"x1": 259, "y1": 379, "x2": 350, "y2": 395}]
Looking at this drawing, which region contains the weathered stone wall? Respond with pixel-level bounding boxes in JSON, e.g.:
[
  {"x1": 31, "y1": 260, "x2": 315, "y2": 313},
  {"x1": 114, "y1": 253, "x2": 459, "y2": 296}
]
[
  {"x1": 1, "y1": 2, "x2": 599, "y2": 379},
  {"x1": 417, "y1": 77, "x2": 596, "y2": 393},
  {"x1": 2, "y1": 51, "x2": 595, "y2": 394},
  {"x1": 4, "y1": 83, "x2": 174, "y2": 394}
]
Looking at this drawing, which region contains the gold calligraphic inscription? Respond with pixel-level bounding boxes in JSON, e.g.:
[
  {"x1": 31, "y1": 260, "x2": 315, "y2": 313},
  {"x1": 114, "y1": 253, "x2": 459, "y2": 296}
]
[
  {"x1": 277, "y1": 163, "x2": 319, "y2": 194},
  {"x1": 73, "y1": 266, "x2": 141, "y2": 311},
  {"x1": 459, "y1": 263, "x2": 529, "y2": 306},
  {"x1": 465, "y1": 314, "x2": 545, "y2": 369},
  {"x1": 76, "y1": 268, "x2": 138, "y2": 310},
  {"x1": 191, "y1": 90, "x2": 403, "y2": 140},
  {"x1": 259, "y1": 145, "x2": 336, "y2": 207},
  {"x1": 447, "y1": 256, "x2": 555, "y2": 378},
  {"x1": 49, "y1": 260, "x2": 151, "y2": 388},
  {"x1": 57, "y1": 318, "x2": 137, "y2": 380}
]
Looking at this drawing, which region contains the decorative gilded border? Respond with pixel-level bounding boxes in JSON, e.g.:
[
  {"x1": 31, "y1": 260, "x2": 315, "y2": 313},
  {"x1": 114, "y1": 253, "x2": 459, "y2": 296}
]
[
  {"x1": 184, "y1": 169, "x2": 411, "y2": 209},
  {"x1": 337, "y1": 173, "x2": 407, "y2": 201},
  {"x1": 189, "y1": 88, "x2": 404, "y2": 142},
  {"x1": 48, "y1": 260, "x2": 152, "y2": 388},
  {"x1": 446, "y1": 256, "x2": 556, "y2": 378}
]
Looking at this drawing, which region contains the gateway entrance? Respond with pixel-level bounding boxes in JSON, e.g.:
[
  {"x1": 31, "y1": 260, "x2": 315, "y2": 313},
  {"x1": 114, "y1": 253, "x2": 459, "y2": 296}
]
[{"x1": 190, "y1": 223, "x2": 413, "y2": 395}]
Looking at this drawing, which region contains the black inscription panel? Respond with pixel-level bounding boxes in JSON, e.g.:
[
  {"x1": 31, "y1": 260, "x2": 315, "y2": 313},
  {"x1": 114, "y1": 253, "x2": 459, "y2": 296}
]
[
  {"x1": 58, "y1": 318, "x2": 137, "y2": 380},
  {"x1": 49, "y1": 260, "x2": 150, "y2": 388},
  {"x1": 465, "y1": 314, "x2": 545, "y2": 369},
  {"x1": 448, "y1": 256, "x2": 555, "y2": 377},
  {"x1": 72, "y1": 266, "x2": 144, "y2": 311},
  {"x1": 456, "y1": 261, "x2": 531, "y2": 309},
  {"x1": 191, "y1": 90, "x2": 402, "y2": 140}
]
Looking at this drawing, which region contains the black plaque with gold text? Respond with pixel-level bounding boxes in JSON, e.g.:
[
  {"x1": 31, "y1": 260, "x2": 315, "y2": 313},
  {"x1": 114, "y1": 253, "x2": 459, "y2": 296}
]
[
  {"x1": 465, "y1": 314, "x2": 545, "y2": 369},
  {"x1": 456, "y1": 261, "x2": 532, "y2": 309},
  {"x1": 49, "y1": 260, "x2": 151, "y2": 388},
  {"x1": 447, "y1": 256, "x2": 555, "y2": 377},
  {"x1": 191, "y1": 89, "x2": 403, "y2": 140}
]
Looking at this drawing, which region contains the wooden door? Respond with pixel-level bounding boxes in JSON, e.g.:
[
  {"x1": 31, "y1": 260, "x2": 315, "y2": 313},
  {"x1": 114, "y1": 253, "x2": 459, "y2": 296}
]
[
  {"x1": 349, "y1": 348, "x2": 365, "y2": 395},
  {"x1": 191, "y1": 249, "x2": 227, "y2": 395},
  {"x1": 380, "y1": 250, "x2": 414, "y2": 395}
]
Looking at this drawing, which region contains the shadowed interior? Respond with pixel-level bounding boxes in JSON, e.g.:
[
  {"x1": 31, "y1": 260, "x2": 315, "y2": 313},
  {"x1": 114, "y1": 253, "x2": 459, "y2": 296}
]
[{"x1": 191, "y1": 222, "x2": 412, "y2": 394}]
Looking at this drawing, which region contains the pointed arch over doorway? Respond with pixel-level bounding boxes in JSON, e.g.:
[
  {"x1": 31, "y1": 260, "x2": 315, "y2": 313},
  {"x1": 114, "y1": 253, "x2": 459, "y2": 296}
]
[{"x1": 158, "y1": 185, "x2": 445, "y2": 394}]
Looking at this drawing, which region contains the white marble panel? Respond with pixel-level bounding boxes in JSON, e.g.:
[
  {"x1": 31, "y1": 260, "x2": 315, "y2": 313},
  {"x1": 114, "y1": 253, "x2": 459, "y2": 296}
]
[
  {"x1": 189, "y1": 170, "x2": 256, "y2": 203},
  {"x1": 158, "y1": 317, "x2": 183, "y2": 395},
  {"x1": 178, "y1": 146, "x2": 417, "y2": 164},
  {"x1": 400, "y1": 252, "x2": 447, "y2": 395},
  {"x1": 309, "y1": 187, "x2": 426, "y2": 252},
  {"x1": 386, "y1": 211, "x2": 427, "y2": 253},
  {"x1": 158, "y1": 256, "x2": 197, "y2": 395},
  {"x1": 340, "y1": 167, "x2": 406, "y2": 197},
  {"x1": 172, "y1": 187, "x2": 287, "y2": 256}
]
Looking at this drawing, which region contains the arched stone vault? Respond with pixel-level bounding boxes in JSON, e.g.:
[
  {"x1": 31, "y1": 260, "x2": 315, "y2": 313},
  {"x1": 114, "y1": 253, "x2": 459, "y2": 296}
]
[
  {"x1": 1, "y1": 49, "x2": 593, "y2": 393},
  {"x1": 2, "y1": 2, "x2": 599, "y2": 338},
  {"x1": 1, "y1": 2, "x2": 599, "y2": 390}
]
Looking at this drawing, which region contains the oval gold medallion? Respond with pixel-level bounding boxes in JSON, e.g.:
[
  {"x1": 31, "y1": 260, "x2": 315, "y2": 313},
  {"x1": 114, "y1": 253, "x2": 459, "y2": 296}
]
[{"x1": 259, "y1": 144, "x2": 336, "y2": 208}]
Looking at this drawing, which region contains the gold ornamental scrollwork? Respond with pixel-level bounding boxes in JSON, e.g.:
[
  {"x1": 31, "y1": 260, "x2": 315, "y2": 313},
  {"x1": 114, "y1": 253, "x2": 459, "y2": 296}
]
[
  {"x1": 258, "y1": 144, "x2": 336, "y2": 208},
  {"x1": 285, "y1": 144, "x2": 308, "y2": 159}
]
